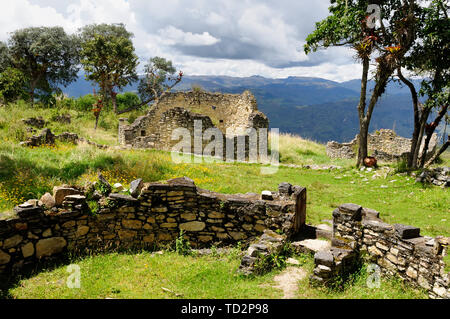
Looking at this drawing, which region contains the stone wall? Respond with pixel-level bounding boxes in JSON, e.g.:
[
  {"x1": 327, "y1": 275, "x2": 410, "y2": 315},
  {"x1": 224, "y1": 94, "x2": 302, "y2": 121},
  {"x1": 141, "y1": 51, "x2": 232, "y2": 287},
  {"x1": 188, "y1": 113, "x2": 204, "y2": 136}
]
[
  {"x1": 311, "y1": 204, "x2": 449, "y2": 299},
  {"x1": 326, "y1": 129, "x2": 438, "y2": 162},
  {"x1": 118, "y1": 90, "x2": 269, "y2": 161},
  {"x1": 0, "y1": 177, "x2": 305, "y2": 276}
]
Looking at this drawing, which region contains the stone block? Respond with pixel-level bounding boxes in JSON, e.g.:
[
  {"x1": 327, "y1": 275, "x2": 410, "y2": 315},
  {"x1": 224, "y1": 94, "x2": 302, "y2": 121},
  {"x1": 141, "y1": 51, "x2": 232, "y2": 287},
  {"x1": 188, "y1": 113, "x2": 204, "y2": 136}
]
[
  {"x1": 53, "y1": 187, "x2": 81, "y2": 206},
  {"x1": 338, "y1": 203, "x2": 362, "y2": 221},
  {"x1": 180, "y1": 221, "x2": 206, "y2": 232},
  {"x1": 36, "y1": 237, "x2": 67, "y2": 258},
  {"x1": 278, "y1": 182, "x2": 292, "y2": 196},
  {"x1": 21, "y1": 242, "x2": 34, "y2": 258},
  {"x1": 394, "y1": 224, "x2": 420, "y2": 239},
  {"x1": 314, "y1": 250, "x2": 334, "y2": 267}
]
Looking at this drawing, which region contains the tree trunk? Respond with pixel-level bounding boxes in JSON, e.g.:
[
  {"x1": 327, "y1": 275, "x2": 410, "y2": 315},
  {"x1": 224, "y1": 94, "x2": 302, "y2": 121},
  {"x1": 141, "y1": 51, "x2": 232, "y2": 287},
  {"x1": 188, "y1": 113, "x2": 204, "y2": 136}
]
[
  {"x1": 30, "y1": 85, "x2": 35, "y2": 108},
  {"x1": 412, "y1": 114, "x2": 427, "y2": 168},
  {"x1": 358, "y1": 121, "x2": 369, "y2": 166},
  {"x1": 94, "y1": 114, "x2": 100, "y2": 130},
  {"x1": 419, "y1": 104, "x2": 448, "y2": 168},
  {"x1": 397, "y1": 67, "x2": 420, "y2": 168},
  {"x1": 356, "y1": 57, "x2": 370, "y2": 167},
  {"x1": 358, "y1": 68, "x2": 391, "y2": 166},
  {"x1": 424, "y1": 136, "x2": 449, "y2": 168},
  {"x1": 112, "y1": 91, "x2": 117, "y2": 114}
]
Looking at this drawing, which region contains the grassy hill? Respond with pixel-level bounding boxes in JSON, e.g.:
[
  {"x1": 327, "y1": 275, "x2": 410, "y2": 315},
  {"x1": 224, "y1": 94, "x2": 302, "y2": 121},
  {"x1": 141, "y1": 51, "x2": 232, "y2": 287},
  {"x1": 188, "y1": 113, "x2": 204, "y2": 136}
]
[
  {"x1": 0, "y1": 102, "x2": 448, "y2": 299},
  {"x1": 0, "y1": 103, "x2": 448, "y2": 236}
]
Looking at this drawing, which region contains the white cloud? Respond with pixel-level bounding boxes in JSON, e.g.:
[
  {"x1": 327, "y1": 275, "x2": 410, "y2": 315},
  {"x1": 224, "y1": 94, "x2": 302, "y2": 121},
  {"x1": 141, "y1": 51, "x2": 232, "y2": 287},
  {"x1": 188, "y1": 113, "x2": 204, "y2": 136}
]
[
  {"x1": 0, "y1": 0, "x2": 74, "y2": 40},
  {"x1": 158, "y1": 26, "x2": 220, "y2": 46},
  {"x1": 0, "y1": 0, "x2": 362, "y2": 81}
]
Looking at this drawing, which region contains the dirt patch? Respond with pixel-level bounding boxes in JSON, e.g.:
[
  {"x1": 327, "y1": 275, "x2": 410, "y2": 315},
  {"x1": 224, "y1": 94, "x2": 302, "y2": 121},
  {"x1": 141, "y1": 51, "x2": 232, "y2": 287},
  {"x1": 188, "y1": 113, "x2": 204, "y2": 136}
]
[{"x1": 272, "y1": 266, "x2": 307, "y2": 299}]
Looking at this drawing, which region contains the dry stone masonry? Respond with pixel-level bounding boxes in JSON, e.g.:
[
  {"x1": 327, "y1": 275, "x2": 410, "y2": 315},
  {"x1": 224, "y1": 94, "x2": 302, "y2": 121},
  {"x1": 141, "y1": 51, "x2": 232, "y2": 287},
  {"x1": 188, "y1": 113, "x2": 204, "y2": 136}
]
[
  {"x1": 0, "y1": 177, "x2": 305, "y2": 277},
  {"x1": 311, "y1": 204, "x2": 449, "y2": 299},
  {"x1": 326, "y1": 129, "x2": 438, "y2": 162},
  {"x1": 20, "y1": 128, "x2": 107, "y2": 149},
  {"x1": 118, "y1": 90, "x2": 269, "y2": 160}
]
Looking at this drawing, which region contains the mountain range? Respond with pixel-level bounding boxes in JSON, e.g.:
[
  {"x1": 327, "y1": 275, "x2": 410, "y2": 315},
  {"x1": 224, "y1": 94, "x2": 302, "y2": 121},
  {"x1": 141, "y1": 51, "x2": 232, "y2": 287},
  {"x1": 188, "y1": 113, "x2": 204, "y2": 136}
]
[{"x1": 64, "y1": 75, "x2": 438, "y2": 144}]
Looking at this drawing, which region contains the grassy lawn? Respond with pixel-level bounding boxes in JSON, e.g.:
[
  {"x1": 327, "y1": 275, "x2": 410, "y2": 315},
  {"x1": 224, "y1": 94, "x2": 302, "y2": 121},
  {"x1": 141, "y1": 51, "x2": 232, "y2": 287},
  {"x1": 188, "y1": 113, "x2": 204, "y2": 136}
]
[{"x1": 5, "y1": 250, "x2": 427, "y2": 299}]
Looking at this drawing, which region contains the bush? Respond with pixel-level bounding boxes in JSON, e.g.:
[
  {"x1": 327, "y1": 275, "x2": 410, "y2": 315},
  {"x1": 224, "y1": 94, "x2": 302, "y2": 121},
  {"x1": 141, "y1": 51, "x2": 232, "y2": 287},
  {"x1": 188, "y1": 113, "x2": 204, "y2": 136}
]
[
  {"x1": 116, "y1": 92, "x2": 140, "y2": 111},
  {"x1": 0, "y1": 67, "x2": 28, "y2": 103},
  {"x1": 75, "y1": 94, "x2": 97, "y2": 111},
  {"x1": 175, "y1": 230, "x2": 192, "y2": 256}
]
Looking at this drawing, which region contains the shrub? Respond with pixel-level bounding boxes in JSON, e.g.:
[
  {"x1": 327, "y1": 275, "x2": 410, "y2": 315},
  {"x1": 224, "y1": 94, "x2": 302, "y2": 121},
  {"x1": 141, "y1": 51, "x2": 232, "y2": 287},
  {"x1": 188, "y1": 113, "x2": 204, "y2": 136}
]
[
  {"x1": 75, "y1": 94, "x2": 97, "y2": 111},
  {"x1": 116, "y1": 92, "x2": 141, "y2": 111},
  {"x1": 0, "y1": 67, "x2": 28, "y2": 103},
  {"x1": 175, "y1": 230, "x2": 192, "y2": 256}
]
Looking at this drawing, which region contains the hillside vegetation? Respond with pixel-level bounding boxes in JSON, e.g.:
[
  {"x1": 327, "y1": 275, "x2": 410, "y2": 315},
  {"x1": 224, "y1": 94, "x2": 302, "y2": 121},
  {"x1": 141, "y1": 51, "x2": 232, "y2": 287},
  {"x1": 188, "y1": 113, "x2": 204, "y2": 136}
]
[
  {"x1": 0, "y1": 102, "x2": 448, "y2": 299},
  {"x1": 0, "y1": 103, "x2": 448, "y2": 238}
]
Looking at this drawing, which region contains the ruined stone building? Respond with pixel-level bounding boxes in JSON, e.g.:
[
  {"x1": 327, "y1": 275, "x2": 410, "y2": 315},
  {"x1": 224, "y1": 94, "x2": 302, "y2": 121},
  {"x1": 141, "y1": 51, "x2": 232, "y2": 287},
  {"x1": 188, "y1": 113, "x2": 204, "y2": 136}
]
[
  {"x1": 326, "y1": 129, "x2": 438, "y2": 161},
  {"x1": 118, "y1": 90, "x2": 269, "y2": 160}
]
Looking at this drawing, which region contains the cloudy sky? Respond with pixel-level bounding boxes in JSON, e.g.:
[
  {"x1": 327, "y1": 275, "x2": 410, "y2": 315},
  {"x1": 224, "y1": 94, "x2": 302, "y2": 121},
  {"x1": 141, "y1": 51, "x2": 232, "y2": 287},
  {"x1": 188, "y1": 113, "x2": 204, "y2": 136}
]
[{"x1": 0, "y1": 0, "x2": 363, "y2": 82}]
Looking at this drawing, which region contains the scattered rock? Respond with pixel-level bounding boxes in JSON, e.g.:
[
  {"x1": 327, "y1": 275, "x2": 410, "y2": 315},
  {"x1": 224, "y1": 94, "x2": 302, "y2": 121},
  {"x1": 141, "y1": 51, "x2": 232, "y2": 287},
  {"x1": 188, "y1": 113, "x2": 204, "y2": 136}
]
[
  {"x1": 22, "y1": 117, "x2": 45, "y2": 128},
  {"x1": 40, "y1": 193, "x2": 56, "y2": 209},
  {"x1": 415, "y1": 167, "x2": 449, "y2": 188},
  {"x1": 129, "y1": 178, "x2": 143, "y2": 198},
  {"x1": 113, "y1": 183, "x2": 124, "y2": 192},
  {"x1": 53, "y1": 186, "x2": 81, "y2": 206}
]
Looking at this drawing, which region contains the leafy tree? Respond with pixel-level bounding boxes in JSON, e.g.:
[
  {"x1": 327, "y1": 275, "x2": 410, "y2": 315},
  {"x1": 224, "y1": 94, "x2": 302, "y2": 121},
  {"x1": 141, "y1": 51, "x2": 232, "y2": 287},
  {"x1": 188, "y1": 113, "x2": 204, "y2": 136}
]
[
  {"x1": 7, "y1": 26, "x2": 80, "y2": 107},
  {"x1": 117, "y1": 57, "x2": 183, "y2": 114},
  {"x1": 75, "y1": 93, "x2": 98, "y2": 111},
  {"x1": 397, "y1": 0, "x2": 449, "y2": 168},
  {"x1": 0, "y1": 41, "x2": 10, "y2": 73},
  {"x1": 79, "y1": 23, "x2": 139, "y2": 114},
  {"x1": 0, "y1": 67, "x2": 28, "y2": 103},
  {"x1": 116, "y1": 91, "x2": 141, "y2": 111},
  {"x1": 305, "y1": 0, "x2": 419, "y2": 167}
]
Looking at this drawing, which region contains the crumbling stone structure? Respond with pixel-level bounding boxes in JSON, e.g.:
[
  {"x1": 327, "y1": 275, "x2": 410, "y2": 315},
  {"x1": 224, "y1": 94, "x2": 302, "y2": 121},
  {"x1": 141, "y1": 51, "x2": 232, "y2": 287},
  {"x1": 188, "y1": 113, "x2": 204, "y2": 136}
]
[
  {"x1": 326, "y1": 129, "x2": 438, "y2": 162},
  {"x1": 311, "y1": 204, "x2": 449, "y2": 299},
  {"x1": 19, "y1": 128, "x2": 107, "y2": 149},
  {"x1": 0, "y1": 177, "x2": 305, "y2": 276},
  {"x1": 118, "y1": 91, "x2": 269, "y2": 160}
]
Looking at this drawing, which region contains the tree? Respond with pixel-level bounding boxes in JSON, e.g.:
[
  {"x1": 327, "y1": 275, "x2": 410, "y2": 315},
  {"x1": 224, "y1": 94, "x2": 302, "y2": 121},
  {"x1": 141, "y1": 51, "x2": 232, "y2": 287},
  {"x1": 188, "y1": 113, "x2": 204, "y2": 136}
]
[
  {"x1": 305, "y1": 0, "x2": 419, "y2": 167},
  {"x1": 397, "y1": 0, "x2": 449, "y2": 168},
  {"x1": 0, "y1": 41, "x2": 10, "y2": 73},
  {"x1": 79, "y1": 23, "x2": 139, "y2": 113},
  {"x1": 0, "y1": 67, "x2": 28, "y2": 103},
  {"x1": 117, "y1": 57, "x2": 183, "y2": 114},
  {"x1": 7, "y1": 26, "x2": 80, "y2": 107}
]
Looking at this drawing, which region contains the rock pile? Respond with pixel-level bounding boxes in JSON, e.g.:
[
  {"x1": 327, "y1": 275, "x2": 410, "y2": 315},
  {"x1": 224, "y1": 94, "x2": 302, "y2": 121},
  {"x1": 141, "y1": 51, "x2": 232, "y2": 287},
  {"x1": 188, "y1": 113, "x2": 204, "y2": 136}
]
[
  {"x1": 326, "y1": 129, "x2": 438, "y2": 162},
  {"x1": 22, "y1": 117, "x2": 46, "y2": 128},
  {"x1": 19, "y1": 128, "x2": 107, "y2": 149},
  {"x1": 415, "y1": 167, "x2": 449, "y2": 188}
]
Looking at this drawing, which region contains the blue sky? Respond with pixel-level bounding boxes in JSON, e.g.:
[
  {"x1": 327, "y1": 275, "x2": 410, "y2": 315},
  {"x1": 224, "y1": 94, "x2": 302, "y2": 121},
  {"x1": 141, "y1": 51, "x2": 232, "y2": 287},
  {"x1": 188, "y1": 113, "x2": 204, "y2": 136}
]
[{"x1": 0, "y1": 0, "x2": 363, "y2": 81}]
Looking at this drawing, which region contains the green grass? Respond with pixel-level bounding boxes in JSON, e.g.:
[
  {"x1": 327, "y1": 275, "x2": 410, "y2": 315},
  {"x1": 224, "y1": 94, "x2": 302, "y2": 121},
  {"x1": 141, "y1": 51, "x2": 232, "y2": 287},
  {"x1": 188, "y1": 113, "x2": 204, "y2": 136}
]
[
  {"x1": 0, "y1": 103, "x2": 449, "y2": 237},
  {"x1": 5, "y1": 251, "x2": 427, "y2": 299},
  {"x1": 0, "y1": 102, "x2": 448, "y2": 299},
  {"x1": 7, "y1": 251, "x2": 280, "y2": 299}
]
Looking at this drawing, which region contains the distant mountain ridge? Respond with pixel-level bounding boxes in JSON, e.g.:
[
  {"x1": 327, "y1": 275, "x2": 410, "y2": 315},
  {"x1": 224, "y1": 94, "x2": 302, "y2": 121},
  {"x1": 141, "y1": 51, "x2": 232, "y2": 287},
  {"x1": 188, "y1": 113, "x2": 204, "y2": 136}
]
[{"x1": 64, "y1": 75, "x2": 430, "y2": 143}]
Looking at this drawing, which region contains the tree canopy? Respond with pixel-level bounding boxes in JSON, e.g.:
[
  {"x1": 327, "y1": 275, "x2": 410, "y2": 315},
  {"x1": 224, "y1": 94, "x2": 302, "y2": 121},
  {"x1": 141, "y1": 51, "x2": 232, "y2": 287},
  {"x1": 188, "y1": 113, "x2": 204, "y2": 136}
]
[
  {"x1": 79, "y1": 23, "x2": 139, "y2": 113},
  {"x1": 305, "y1": 0, "x2": 421, "y2": 166},
  {"x1": 7, "y1": 26, "x2": 80, "y2": 106}
]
